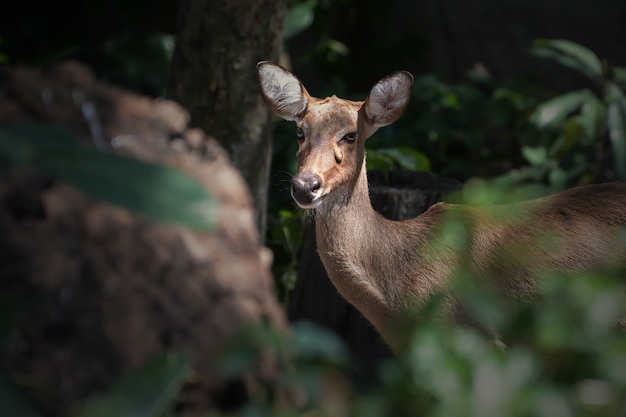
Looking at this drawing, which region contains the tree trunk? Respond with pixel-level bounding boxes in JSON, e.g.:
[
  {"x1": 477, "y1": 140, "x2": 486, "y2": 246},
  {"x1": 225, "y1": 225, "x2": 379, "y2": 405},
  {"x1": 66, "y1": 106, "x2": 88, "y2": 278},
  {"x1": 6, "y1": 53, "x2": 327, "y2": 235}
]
[{"x1": 168, "y1": 0, "x2": 287, "y2": 239}]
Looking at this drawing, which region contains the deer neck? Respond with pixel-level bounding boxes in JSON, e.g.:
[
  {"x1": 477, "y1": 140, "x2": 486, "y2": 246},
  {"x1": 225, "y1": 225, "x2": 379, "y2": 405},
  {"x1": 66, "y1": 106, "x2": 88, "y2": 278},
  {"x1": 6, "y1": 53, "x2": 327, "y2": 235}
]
[
  {"x1": 314, "y1": 158, "x2": 376, "y2": 242},
  {"x1": 312, "y1": 159, "x2": 440, "y2": 335}
]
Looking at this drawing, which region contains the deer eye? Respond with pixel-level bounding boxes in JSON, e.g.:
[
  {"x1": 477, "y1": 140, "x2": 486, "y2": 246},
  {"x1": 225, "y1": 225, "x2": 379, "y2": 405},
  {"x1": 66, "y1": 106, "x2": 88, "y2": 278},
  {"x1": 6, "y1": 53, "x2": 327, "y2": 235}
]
[
  {"x1": 296, "y1": 127, "x2": 304, "y2": 141},
  {"x1": 341, "y1": 132, "x2": 357, "y2": 144}
]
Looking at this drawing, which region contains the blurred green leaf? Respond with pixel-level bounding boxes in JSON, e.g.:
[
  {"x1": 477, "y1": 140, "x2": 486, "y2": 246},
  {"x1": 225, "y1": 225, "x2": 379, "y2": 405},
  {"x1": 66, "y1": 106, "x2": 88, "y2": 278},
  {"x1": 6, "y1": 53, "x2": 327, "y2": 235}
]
[
  {"x1": 605, "y1": 80, "x2": 625, "y2": 102},
  {"x1": 290, "y1": 321, "x2": 347, "y2": 364},
  {"x1": 37, "y1": 152, "x2": 216, "y2": 231},
  {"x1": 0, "y1": 373, "x2": 42, "y2": 417},
  {"x1": 366, "y1": 149, "x2": 395, "y2": 171},
  {"x1": 530, "y1": 90, "x2": 594, "y2": 129},
  {"x1": 280, "y1": 268, "x2": 299, "y2": 291},
  {"x1": 73, "y1": 352, "x2": 190, "y2": 417},
  {"x1": 276, "y1": 209, "x2": 304, "y2": 254},
  {"x1": 521, "y1": 146, "x2": 548, "y2": 166},
  {"x1": 613, "y1": 67, "x2": 626, "y2": 89},
  {"x1": 531, "y1": 39, "x2": 603, "y2": 81},
  {"x1": 575, "y1": 95, "x2": 605, "y2": 143},
  {"x1": 0, "y1": 123, "x2": 216, "y2": 231},
  {"x1": 550, "y1": 118, "x2": 585, "y2": 157},
  {"x1": 322, "y1": 38, "x2": 350, "y2": 58},
  {"x1": 217, "y1": 323, "x2": 287, "y2": 379},
  {"x1": 283, "y1": 0, "x2": 317, "y2": 40},
  {"x1": 367, "y1": 147, "x2": 431, "y2": 171},
  {"x1": 314, "y1": 38, "x2": 350, "y2": 64},
  {"x1": 606, "y1": 93, "x2": 626, "y2": 179},
  {"x1": 548, "y1": 166, "x2": 567, "y2": 188}
]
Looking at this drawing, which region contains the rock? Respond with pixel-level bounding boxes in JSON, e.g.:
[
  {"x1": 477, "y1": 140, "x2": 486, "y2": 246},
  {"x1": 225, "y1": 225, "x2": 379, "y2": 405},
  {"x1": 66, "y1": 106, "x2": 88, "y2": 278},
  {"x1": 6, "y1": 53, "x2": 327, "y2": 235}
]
[{"x1": 0, "y1": 61, "x2": 286, "y2": 415}]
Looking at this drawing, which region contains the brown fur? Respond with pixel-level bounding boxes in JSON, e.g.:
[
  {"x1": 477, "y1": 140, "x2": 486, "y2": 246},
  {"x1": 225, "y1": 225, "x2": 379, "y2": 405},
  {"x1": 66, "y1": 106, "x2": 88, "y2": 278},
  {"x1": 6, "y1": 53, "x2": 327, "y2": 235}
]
[{"x1": 257, "y1": 62, "x2": 626, "y2": 351}]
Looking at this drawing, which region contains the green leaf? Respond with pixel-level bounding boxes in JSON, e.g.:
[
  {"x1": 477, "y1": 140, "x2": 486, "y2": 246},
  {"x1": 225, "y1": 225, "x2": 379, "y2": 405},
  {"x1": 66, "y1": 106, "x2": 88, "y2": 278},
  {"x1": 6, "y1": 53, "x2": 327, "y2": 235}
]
[
  {"x1": 281, "y1": 268, "x2": 299, "y2": 291},
  {"x1": 290, "y1": 321, "x2": 347, "y2": 363},
  {"x1": 283, "y1": 0, "x2": 317, "y2": 40},
  {"x1": 531, "y1": 39, "x2": 603, "y2": 81},
  {"x1": 550, "y1": 119, "x2": 585, "y2": 157},
  {"x1": 521, "y1": 146, "x2": 547, "y2": 166},
  {"x1": 604, "y1": 80, "x2": 625, "y2": 102},
  {"x1": 606, "y1": 95, "x2": 626, "y2": 179},
  {"x1": 366, "y1": 149, "x2": 395, "y2": 171},
  {"x1": 324, "y1": 39, "x2": 349, "y2": 56},
  {"x1": 574, "y1": 94, "x2": 605, "y2": 144},
  {"x1": 530, "y1": 89, "x2": 594, "y2": 128},
  {"x1": 37, "y1": 151, "x2": 216, "y2": 231},
  {"x1": 0, "y1": 123, "x2": 81, "y2": 166},
  {"x1": 548, "y1": 166, "x2": 567, "y2": 188},
  {"x1": 367, "y1": 147, "x2": 431, "y2": 171},
  {"x1": 613, "y1": 67, "x2": 626, "y2": 89},
  {"x1": 73, "y1": 352, "x2": 190, "y2": 417},
  {"x1": 276, "y1": 208, "x2": 305, "y2": 255},
  {"x1": 0, "y1": 123, "x2": 216, "y2": 231}
]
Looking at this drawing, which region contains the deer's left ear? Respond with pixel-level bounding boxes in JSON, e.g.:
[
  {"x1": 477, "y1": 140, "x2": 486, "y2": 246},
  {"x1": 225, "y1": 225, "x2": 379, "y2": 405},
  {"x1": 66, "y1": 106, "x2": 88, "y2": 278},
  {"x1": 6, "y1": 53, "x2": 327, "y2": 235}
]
[
  {"x1": 256, "y1": 61, "x2": 310, "y2": 122},
  {"x1": 358, "y1": 71, "x2": 413, "y2": 140}
]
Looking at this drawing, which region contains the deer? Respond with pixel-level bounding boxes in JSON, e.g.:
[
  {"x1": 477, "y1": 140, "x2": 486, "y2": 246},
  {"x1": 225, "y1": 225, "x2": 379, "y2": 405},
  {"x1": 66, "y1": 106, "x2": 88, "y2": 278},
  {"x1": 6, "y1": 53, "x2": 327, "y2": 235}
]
[{"x1": 256, "y1": 61, "x2": 626, "y2": 353}]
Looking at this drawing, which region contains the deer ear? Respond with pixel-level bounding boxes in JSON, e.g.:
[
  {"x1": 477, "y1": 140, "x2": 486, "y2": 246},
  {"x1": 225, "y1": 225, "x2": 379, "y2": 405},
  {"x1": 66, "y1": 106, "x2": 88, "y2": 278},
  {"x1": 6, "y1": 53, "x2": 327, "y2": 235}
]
[
  {"x1": 358, "y1": 70, "x2": 413, "y2": 139},
  {"x1": 256, "y1": 61, "x2": 309, "y2": 121}
]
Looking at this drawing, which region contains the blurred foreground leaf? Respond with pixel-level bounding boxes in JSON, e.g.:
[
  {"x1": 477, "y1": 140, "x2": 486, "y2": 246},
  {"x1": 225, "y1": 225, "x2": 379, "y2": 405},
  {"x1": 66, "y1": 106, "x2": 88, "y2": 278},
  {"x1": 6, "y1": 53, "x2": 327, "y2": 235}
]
[
  {"x1": 72, "y1": 352, "x2": 190, "y2": 417},
  {"x1": 0, "y1": 123, "x2": 216, "y2": 231},
  {"x1": 0, "y1": 373, "x2": 43, "y2": 417}
]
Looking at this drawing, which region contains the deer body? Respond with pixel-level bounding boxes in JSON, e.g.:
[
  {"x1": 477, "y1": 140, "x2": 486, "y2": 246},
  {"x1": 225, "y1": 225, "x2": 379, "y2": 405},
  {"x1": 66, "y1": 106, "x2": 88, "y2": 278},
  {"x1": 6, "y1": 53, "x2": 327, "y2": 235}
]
[{"x1": 256, "y1": 61, "x2": 626, "y2": 350}]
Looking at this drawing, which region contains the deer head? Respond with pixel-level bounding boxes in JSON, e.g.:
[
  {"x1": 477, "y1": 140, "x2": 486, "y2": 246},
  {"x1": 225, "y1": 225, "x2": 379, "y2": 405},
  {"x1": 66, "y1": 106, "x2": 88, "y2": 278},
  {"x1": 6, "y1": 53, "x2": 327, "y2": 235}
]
[{"x1": 256, "y1": 61, "x2": 414, "y2": 209}]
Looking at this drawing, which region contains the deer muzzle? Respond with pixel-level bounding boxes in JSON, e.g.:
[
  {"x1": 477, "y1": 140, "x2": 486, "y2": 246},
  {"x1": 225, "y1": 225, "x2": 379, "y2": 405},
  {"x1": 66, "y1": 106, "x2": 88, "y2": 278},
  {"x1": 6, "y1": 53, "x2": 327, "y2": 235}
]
[{"x1": 291, "y1": 172, "x2": 323, "y2": 208}]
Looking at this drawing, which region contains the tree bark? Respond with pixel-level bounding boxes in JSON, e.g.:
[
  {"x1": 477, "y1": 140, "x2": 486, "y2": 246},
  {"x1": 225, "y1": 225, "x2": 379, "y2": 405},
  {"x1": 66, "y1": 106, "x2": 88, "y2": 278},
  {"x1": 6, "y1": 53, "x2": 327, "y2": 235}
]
[{"x1": 168, "y1": 0, "x2": 287, "y2": 239}]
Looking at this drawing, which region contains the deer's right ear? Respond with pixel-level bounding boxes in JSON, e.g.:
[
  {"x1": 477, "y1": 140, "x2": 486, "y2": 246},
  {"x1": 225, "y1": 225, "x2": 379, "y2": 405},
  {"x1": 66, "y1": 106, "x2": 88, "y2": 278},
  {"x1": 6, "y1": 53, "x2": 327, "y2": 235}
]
[{"x1": 256, "y1": 61, "x2": 309, "y2": 122}]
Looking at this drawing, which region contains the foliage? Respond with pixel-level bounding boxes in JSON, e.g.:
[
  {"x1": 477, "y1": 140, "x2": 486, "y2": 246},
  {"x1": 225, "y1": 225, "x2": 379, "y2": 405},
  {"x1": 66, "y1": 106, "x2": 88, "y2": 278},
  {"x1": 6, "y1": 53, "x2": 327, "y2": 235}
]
[
  {"x1": 0, "y1": 0, "x2": 176, "y2": 97},
  {"x1": 2, "y1": 1, "x2": 626, "y2": 415},
  {"x1": 497, "y1": 39, "x2": 626, "y2": 189},
  {"x1": 261, "y1": 27, "x2": 626, "y2": 417},
  {"x1": 283, "y1": 0, "x2": 318, "y2": 41},
  {"x1": 267, "y1": 37, "x2": 626, "y2": 300},
  {"x1": 367, "y1": 147, "x2": 431, "y2": 172},
  {"x1": 3, "y1": 183, "x2": 626, "y2": 417},
  {"x1": 370, "y1": 73, "x2": 541, "y2": 181},
  {"x1": 268, "y1": 208, "x2": 309, "y2": 303},
  {"x1": 2, "y1": 353, "x2": 190, "y2": 417},
  {"x1": 284, "y1": 0, "x2": 353, "y2": 69},
  {"x1": 218, "y1": 183, "x2": 626, "y2": 417},
  {"x1": 94, "y1": 32, "x2": 176, "y2": 97},
  {"x1": 0, "y1": 123, "x2": 216, "y2": 231},
  {"x1": 71, "y1": 353, "x2": 190, "y2": 417}
]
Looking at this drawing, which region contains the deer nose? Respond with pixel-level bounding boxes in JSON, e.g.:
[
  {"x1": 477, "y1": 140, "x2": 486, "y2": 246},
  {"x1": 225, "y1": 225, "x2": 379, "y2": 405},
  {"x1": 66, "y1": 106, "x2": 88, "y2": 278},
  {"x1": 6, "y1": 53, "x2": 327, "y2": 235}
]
[{"x1": 291, "y1": 172, "x2": 322, "y2": 207}]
